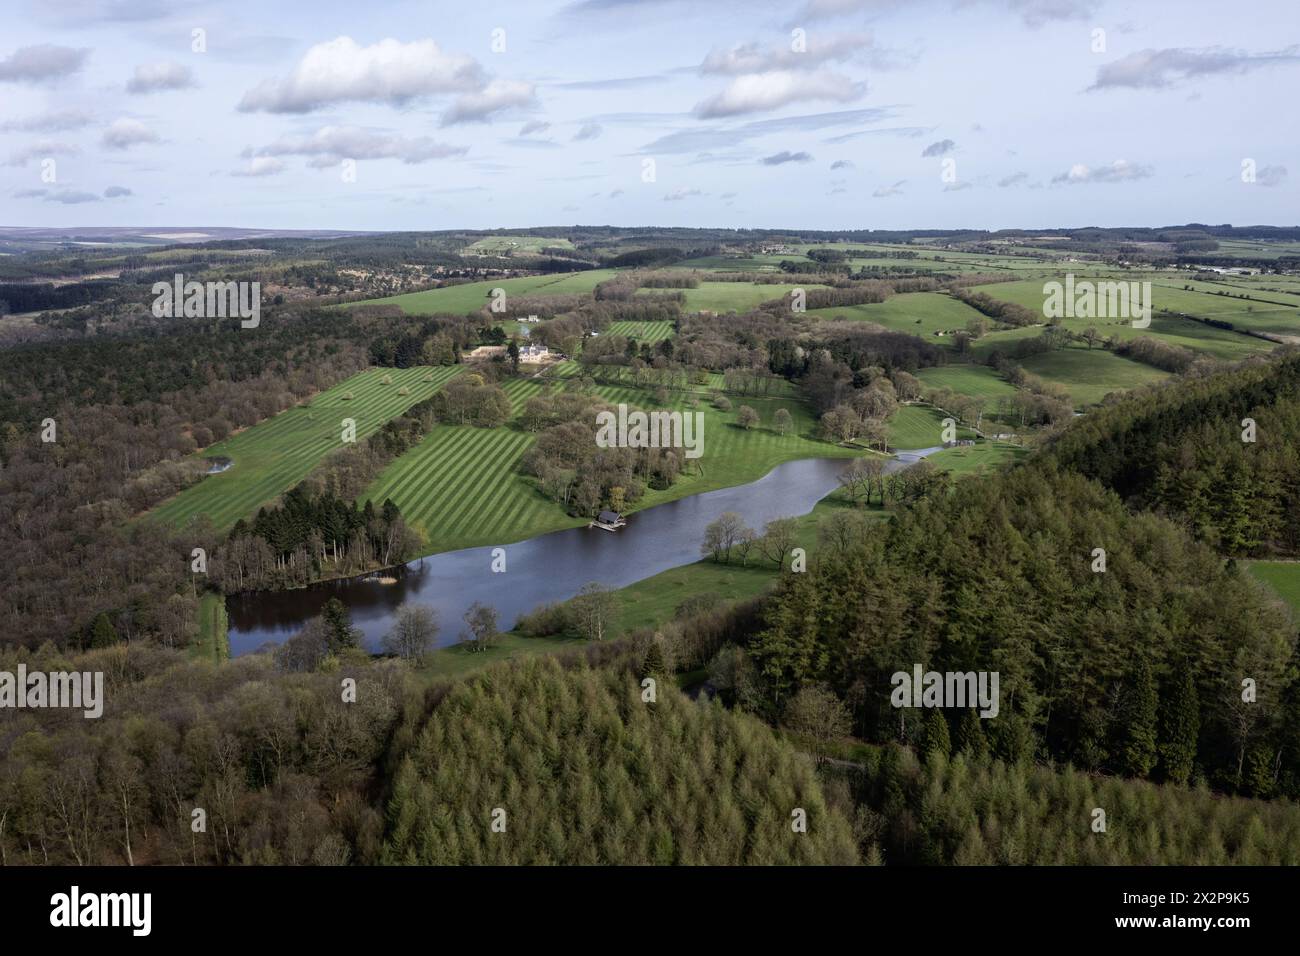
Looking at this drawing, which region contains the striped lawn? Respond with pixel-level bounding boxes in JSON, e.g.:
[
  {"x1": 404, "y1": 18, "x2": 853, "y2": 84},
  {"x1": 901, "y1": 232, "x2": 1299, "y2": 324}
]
[
  {"x1": 148, "y1": 365, "x2": 461, "y2": 532},
  {"x1": 606, "y1": 320, "x2": 675, "y2": 343},
  {"x1": 363, "y1": 378, "x2": 578, "y2": 551}
]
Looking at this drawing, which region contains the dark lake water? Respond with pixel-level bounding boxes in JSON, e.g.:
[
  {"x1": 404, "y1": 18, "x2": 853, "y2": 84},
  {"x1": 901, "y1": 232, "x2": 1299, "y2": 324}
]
[{"x1": 227, "y1": 450, "x2": 938, "y2": 656}]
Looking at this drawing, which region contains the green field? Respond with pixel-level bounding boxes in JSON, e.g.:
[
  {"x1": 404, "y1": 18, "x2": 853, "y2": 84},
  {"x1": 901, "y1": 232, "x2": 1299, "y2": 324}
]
[
  {"x1": 887, "y1": 404, "x2": 974, "y2": 448},
  {"x1": 351, "y1": 270, "x2": 617, "y2": 315},
  {"x1": 1246, "y1": 561, "x2": 1300, "y2": 618},
  {"x1": 647, "y1": 281, "x2": 828, "y2": 314},
  {"x1": 1018, "y1": 346, "x2": 1169, "y2": 407},
  {"x1": 464, "y1": 236, "x2": 573, "y2": 255},
  {"x1": 972, "y1": 276, "x2": 1289, "y2": 357},
  {"x1": 606, "y1": 320, "x2": 675, "y2": 343},
  {"x1": 367, "y1": 374, "x2": 862, "y2": 556},
  {"x1": 917, "y1": 364, "x2": 1019, "y2": 400},
  {"x1": 150, "y1": 366, "x2": 461, "y2": 531},
  {"x1": 809, "y1": 291, "x2": 989, "y2": 341}
]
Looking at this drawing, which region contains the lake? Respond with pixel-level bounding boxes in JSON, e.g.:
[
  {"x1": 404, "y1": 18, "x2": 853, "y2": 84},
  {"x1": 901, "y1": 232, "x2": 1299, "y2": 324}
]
[{"x1": 227, "y1": 449, "x2": 938, "y2": 655}]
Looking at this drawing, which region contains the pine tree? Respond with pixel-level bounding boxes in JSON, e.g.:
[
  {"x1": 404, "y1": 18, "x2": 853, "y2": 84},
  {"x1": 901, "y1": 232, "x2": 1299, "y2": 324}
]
[
  {"x1": 1159, "y1": 666, "x2": 1200, "y2": 784},
  {"x1": 1120, "y1": 656, "x2": 1159, "y2": 778},
  {"x1": 921, "y1": 708, "x2": 951, "y2": 761},
  {"x1": 89, "y1": 611, "x2": 119, "y2": 649},
  {"x1": 954, "y1": 708, "x2": 988, "y2": 758},
  {"x1": 322, "y1": 597, "x2": 360, "y2": 652},
  {"x1": 641, "y1": 639, "x2": 667, "y2": 681}
]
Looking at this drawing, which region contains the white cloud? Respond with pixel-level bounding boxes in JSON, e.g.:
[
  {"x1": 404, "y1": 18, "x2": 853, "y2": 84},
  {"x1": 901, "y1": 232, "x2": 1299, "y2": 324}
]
[
  {"x1": 0, "y1": 108, "x2": 94, "y2": 133},
  {"x1": 0, "y1": 44, "x2": 89, "y2": 83},
  {"x1": 238, "y1": 36, "x2": 484, "y2": 113},
  {"x1": 1052, "y1": 159, "x2": 1152, "y2": 184},
  {"x1": 102, "y1": 118, "x2": 158, "y2": 149},
  {"x1": 232, "y1": 157, "x2": 288, "y2": 177},
  {"x1": 1090, "y1": 46, "x2": 1300, "y2": 91},
  {"x1": 573, "y1": 122, "x2": 603, "y2": 141},
  {"x1": 250, "y1": 126, "x2": 467, "y2": 165},
  {"x1": 4, "y1": 140, "x2": 79, "y2": 166},
  {"x1": 442, "y1": 79, "x2": 536, "y2": 125},
  {"x1": 127, "y1": 60, "x2": 196, "y2": 93},
  {"x1": 694, "y1": 70, "x2": 864, "y2": 117},
  {"x1": 663, "y1": 187, "x2": 704, "y2": 201},
  {"x1": 103, "y1": 185, "x2": 132, "y2": 197}
]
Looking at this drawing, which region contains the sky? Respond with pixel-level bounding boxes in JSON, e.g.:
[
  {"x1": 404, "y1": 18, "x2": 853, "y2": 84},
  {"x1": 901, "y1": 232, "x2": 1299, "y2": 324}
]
[{"x1": 0, "y1": 0, "x2": 1295, "y2": 232}]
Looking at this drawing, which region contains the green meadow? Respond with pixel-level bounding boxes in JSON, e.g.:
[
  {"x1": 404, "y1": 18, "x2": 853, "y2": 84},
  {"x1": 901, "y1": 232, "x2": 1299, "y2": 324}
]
[
  {"x1": 648, "y1": 281, "x2": 828, "y2": 313},
  {"x1": 809, "y1": 291, "x2": 989, "y2": 340},
  {"x1": 150, "y1": 365, "x2": 461, "y2": 531},
  {"x1": 917, "y1": 363, "x2": 1020, "y2": 401},
  {"x1": 1019, "y1": 346, "x2": 1169, "y2": 407},
  {"x1": 1246, "y1": 561, "x2": 1300, "y2": 618},
  {"x1": 351, "y1": 270, "x2": 618, "y2": 315}
]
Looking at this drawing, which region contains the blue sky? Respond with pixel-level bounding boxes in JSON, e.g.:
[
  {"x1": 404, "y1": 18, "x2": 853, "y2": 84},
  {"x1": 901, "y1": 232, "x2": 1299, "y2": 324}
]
[{"x1": 0, "y1": 0, "x2": 1295, "y2": 230}]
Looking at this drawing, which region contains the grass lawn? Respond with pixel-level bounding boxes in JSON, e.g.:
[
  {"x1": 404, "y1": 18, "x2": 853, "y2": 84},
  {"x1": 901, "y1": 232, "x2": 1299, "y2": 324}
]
[
  {"x1": 808, "y1": 291, "x2": 989, "y2": 342},
  {"x1": 193, "y1": 592, "x2": 229, "y2": 664},
  {"x1": 887, "y1": 404, "x2": 975, "y2": 448},
  {"x1": 149, "y1": 365, "x2": 461, "y2": 532},
  {"x1": 349, "y1": 270, "x2": 618, "y2": 315},
  {"x1": 1246, "y1": 561, "x2": 1300, "y2": 618},
  {"x1": 605, "y1": 320, "x2": 675, "y2": 342}
]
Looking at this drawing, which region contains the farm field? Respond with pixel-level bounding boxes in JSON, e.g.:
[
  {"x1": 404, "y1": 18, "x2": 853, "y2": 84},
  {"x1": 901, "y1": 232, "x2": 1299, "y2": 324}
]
[
  {"x1": 149, "y1": 365, "x2": 461, "y2": 532},
  {"x1": 1246, "y1": 561, "x2": 1300, "y2": 617},
  {"x1": 350, "y1": 269, "x2": 617, "y2": 315},
  {"x1": 647, "y1": 281, "x2": 828, "y2": 313},
  {"x1": 810, "y1": 291, "x2": 989, "y2": 340},
  {"x1": 917, "y1": 363, "x2": 1020, "y2": 400},
  {"x1": 1019, "y1": 346, "x2": 1169, "y2": 407},
  {"x1": 973, "y1": 276, "x2": 1296, "y2": 349}
]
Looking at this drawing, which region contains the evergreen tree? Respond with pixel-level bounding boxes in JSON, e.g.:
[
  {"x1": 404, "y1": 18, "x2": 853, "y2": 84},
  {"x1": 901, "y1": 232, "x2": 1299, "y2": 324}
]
[
  {"x1": 90, "y1": 611, "x2": 119, "y2": 649},
  {"x1": 920, "y1": 708, "x2": 951, "y2": 761},
  {"x1": 1120, "y1": 656, "x2": 1159, "y2": 778},
  {"x1": 321, "y1": 598, "x2": 361, "y2": 652},
  {"x1": 1159, "y1": 666, "x2": 1200, "y2": 784},
  {"x1": 954, "y1": 709, "x2": 988, "y2": 758}
]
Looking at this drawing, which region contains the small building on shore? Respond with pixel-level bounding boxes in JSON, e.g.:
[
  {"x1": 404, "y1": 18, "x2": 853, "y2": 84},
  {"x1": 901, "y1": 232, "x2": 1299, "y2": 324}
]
[{"x1": 591, "y1": 510, "x2": 626, "y2": 531}]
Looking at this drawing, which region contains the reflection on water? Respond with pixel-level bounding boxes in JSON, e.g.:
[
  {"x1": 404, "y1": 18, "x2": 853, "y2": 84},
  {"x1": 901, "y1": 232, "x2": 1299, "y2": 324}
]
[{"x1": 227, "y1": 450, "x2": 938, "y2": 656}]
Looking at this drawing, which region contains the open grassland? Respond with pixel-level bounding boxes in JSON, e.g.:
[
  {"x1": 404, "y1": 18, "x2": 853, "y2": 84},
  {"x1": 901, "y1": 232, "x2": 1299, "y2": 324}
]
[
  {"x1": 350, "y1": 270, "x2": 617, "y2": 315},
  {"x1": 973, "y1": 276, "x2": 1292, "y2": 353},
  {"x1": 1019, "y1": 346, "x2": 1169, "y2": 407},
  {"x1": 917, "y1": 363, "x2": 1019, "y2": 401},
  {"x1": 605, "y1": 320, "x2": 675, "y2": 342},
  {"x1": 150, "y1": 365, "x2": 461, "y2": 531},
  {"x1": 1246, "y1": 561, "x2": 1300, "y2": 618},
  {"x1": 647, "y1": 281, "x2": 828, "y2": 313},
  {"x1": 809, "y1": 291, "x2": 989, "y2": 340},
  {"x1": 887, "y1": 404, "x2": 974, "y2": 448}
]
